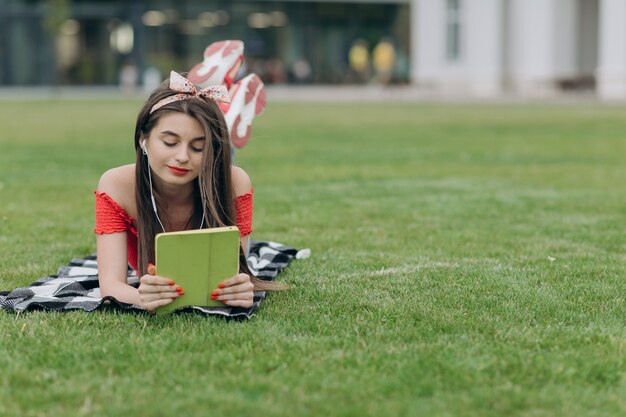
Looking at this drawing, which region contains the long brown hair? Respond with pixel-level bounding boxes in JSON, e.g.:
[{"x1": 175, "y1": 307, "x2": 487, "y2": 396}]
[{"x1": 134, "y1": 79, "x2": 286, "y2": 291}]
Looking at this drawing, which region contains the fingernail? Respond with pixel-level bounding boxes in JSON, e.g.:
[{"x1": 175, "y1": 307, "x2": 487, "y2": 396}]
[
  {"x1": 169, "y1": 280, "x2": 175, "y2": 286},
  {"x1": 176, "y1": 286, "x2": 182, "y2": 291},
  {"x1": 221, "y1": 299, "x2": 228, "y2": 304},
  {"x1": 211, "y1": 290, "x2": 219, "y2": 297},
  {"x1": 179, "y1": 291, "x2": 185, "y2": 296},
  {"x1": 211, "y1": 295, "x2": 218, "y2": 300},
  {"x1": 171, "y1": 297, "x2": 177, "y2": 300},
  {"x1": 218, "y1": 283, "x2": 225, "y2": 289}
]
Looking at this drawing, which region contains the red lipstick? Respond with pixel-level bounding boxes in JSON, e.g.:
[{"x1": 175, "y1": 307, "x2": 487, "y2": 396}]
[{"x1": 167, "y1": 166, "x2": 191, "y2": 176}]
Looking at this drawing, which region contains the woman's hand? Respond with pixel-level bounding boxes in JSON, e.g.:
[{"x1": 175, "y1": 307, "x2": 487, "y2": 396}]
[
  {"x1": 211, "y1": 273, "x2": 254, "y2": 308},
  {"x1": 138, "y1": 263, "x2": 183, "y2": 313}
]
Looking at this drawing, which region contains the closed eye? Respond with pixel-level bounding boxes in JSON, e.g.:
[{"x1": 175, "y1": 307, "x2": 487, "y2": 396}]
[{"x1": 190, "y1": 138, "x2": 205, "y2": 153}]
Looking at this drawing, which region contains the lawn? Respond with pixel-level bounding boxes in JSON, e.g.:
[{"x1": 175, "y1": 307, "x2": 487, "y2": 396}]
[{"x1": 0, "y1": 98, "x2": 625, "y2": 417}]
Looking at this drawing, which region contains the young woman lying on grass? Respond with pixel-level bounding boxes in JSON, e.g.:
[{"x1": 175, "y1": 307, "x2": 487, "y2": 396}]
[{"x1": 94, "y1": 70, "x2": 280, "y2": 314}]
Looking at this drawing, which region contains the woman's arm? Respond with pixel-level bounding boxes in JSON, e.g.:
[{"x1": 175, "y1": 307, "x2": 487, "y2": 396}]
[
  {"x1": 96, "y1": 167, "x2": 181, "y2": 312},
  {"x1": 210, "y1": 166, "x2": 255, "y2": 307},
  {"x1": 96, "y1": 168, "x2": 141, "y2": 304},
  {"x1": 232, "y1": 165, "x2": 253, "y2": 255},
  {"x1": 240, "y1": 234, "x2": 250, "y2": 256},
  {"x1": 97, "y1": 233, "x2": 180, "y2": 311},
  {"x1": 96, "y1": 232, "x2": 142, "y2": 305}
]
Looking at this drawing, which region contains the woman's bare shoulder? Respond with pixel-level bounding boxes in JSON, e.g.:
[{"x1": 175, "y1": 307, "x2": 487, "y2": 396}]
[
  {"x1": 97, "y1": 164, "x2": 136, "y2": 208},
  {"x1": 231, "y1": 165, "x2": 252, "y2": 197}
]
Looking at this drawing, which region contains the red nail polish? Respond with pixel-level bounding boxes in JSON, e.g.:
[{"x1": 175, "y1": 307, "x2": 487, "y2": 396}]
[
  {"x1": 169, "y1": 280, "x2": 175, "y2": 286},
  {"x1": 211, "y1": 295, "x2": 218, "y2": 300},
  {"x1": 219, "y1": 283, "x2": 225, "y2": 289},
  {"x1": 211, "y1": 290, "x2": 219, "y2": 297},
  {"x1": 221, "y1": 299, "x2": 228, "y2": 304},
  {"x1": 179, "y1": 291, "x2": 185, "y2": 296}
]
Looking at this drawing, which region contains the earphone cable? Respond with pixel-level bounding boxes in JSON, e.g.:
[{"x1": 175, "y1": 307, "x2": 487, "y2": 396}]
[
  {"x1": 146, "y1": 156, "x2": 167, "y2": 233},
  {"x1": 144, "y1": 145, "x2": 205, "y2": 232}
]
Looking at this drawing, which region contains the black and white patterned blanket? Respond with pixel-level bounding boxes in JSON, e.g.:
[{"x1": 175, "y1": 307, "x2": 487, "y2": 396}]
[{"x1": 0, "y1": 240, "x2": 309, "y2": 319}]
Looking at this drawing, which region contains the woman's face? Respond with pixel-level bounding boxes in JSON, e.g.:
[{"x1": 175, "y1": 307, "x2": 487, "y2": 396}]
[{"x1": 144, "y1": 112, "x2": 206, "y2": 186}]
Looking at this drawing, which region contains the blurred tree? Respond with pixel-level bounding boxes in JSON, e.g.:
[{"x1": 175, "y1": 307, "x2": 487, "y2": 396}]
[{"x1": 42, "y1": 0, "x2": 72, "y2": 37}]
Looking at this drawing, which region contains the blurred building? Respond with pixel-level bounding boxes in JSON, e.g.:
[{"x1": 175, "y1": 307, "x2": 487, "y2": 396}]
[
  {"x1": 0, "y1": 0, "x2": 410, "y2": 87},
  {"x1": 413, "y1": 0, "x2": 626, "y2": 99},
  {"x1": 3, "y1": 0, "x2": 626, "y2": 100}
]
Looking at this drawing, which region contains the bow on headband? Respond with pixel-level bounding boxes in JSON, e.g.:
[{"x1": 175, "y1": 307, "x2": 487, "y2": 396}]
[{"x1": 150, "y1": 71, "x2": 230, "y2": 114}]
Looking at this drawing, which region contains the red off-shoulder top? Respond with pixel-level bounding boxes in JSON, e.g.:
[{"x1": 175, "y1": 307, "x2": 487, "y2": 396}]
[{"x1": 94, "y1": 190, "x2": 253, "y2": 271}]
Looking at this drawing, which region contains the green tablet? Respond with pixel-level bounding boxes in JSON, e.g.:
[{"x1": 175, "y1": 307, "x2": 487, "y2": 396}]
[{"x1": 155, "y1": 226, "x2": 240, "y2": 315}]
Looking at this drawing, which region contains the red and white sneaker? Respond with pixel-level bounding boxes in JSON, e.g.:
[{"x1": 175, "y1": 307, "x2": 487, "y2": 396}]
[
  {"x1": 224, "y1": 73, "x2": 266, "y2": 149},
  {"x1": 188, "y1": 40, "x2": 244, "y2": 90}
]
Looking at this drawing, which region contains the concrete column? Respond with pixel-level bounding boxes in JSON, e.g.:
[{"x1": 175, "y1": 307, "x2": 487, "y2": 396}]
[
  {"x1": 507, "y1": 0, "x2": 578, "y2": 95},
  {"x1": 413, "y1": 0, "x2": 505, "y2": 96},
  {"x1": 597, "y1": 0, "x2": 626, "y2": 99},
  {"x1": 412, "y1": 0, "x2": 446, "y2": 89},
  {"x1": 465, "y1": 0, "x2": 504, "y2": 96}
]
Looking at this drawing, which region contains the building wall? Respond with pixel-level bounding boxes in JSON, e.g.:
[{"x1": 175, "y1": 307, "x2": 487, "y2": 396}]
[
  {"x1": 0, "y1": 0, "x2": 411, "y2": 86},
  {"x1": 412, "y1": 0, "x2": 618, "y2": 98},
  {"x1": 578, "y1": 0, "x2": 599, "y2": 77},
  {"x1": 465, "y1": 0, "x2": 503, "y2": 96},
  {"x1": 507, "y1": 0, "x2": 578, "y2": 94},
  {"x1": 414, "y1": 0, "x2": 505, "y2": 96}
]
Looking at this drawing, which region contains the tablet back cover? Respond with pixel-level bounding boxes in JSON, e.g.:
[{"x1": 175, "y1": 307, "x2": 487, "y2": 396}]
[{"x1": 155, "y1": 226, "x2": 240, "y2": 315}]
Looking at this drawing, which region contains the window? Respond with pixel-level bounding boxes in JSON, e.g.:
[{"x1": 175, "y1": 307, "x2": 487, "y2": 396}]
[{"x1": 446, "y1": 0, "x2": 461, "y2": 61}]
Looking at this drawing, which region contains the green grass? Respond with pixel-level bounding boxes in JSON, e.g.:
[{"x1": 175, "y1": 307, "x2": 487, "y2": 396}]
[{"x1": 0, "y1": 99, "x2": 625, "y2": 416}]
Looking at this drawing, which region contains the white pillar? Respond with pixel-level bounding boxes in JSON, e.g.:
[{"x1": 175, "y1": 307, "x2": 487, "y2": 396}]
[
  {"x1": 413, "y1": 0, "x2": 504, "y2": 96},
  {"x1": 465, "y1": 0, "x2": 504, "y2": 96},
  {"x1": 507, "y1": 0, "x2": 578, "y2": 96},
  {"x1": 597, "y1": 0, "x2": 626, "y2": 99},
  {"x1": 413, "y1": 0, "x2": 447, "y2": 90}
]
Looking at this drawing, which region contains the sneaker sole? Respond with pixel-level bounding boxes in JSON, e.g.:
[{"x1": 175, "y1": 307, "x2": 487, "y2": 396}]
[
  {"x1": 188, "y1": 40, "x2": 244, "y2": 89},
  {"x1": 228, "y1": 74, "x2": 266, "y2": 149}
]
